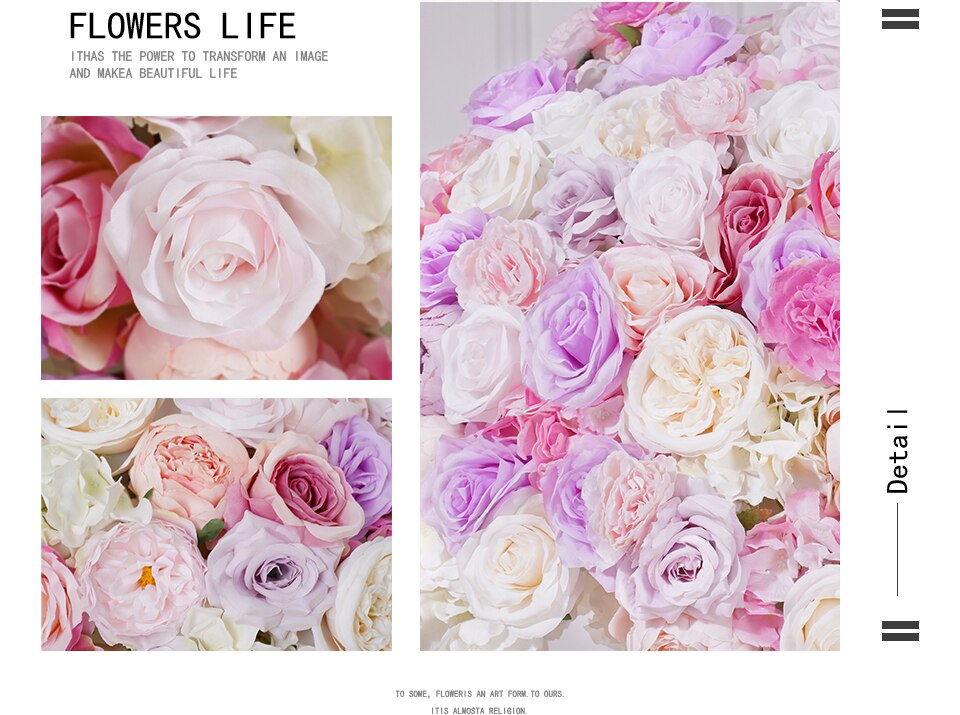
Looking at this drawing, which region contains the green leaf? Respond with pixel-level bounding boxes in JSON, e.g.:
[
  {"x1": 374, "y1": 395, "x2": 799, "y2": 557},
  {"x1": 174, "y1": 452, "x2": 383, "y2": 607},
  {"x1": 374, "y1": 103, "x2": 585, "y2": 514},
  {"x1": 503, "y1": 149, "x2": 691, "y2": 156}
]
[
  {"x1": 737, "y1": 508, "x2": 761, "y2": 532},
  {"x1": 562, "y1": 613, "x2": 572, "y2": 621},
  {"x1": 143, "y1": 488, "x2": 154, "y2": 501},
  {"x1": 197, "y1": 518, "x2": 225, "y2": 543},
  {"x1": 614, "y1": 24, "x2": 642, "y2": 47},
  {"x1": 574, "y1": 49, "x2": 593, "y2": 69}
]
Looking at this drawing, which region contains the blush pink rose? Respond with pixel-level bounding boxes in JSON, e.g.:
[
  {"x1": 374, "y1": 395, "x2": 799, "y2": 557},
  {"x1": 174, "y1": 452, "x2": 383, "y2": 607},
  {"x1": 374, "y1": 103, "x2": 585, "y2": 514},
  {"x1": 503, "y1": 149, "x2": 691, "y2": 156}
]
[
  {"x1": 41, "y1": 545, "x2": 85, "y2": 651},
  {"x1": 41, "y1": 116, "x2": 147, "y2": 326},
  {"x1": 543, "y1": 7, "x2": 605, "y2": 66},
  {"x1": 424, "y1": 133, "x2": 491, "y2": 196},
  {"x1": 758, "y1": 257, "x2": 839, "y2": 385},
  {"x1": 705, "y1": 163, "x2": 788, "y2": 304},
  {"x1": 300, "y1": 334, "x2": 392, "y2": 380},
  {"x1": 662, "y1": 66, "x2": 755, "y2": 136},
  {"x1": 808, "y1": 151, "x2": 839, "y2": 239},
  {"x1": 593, "y1": 3, "x2": 689, "y2": 33},
  {"x1": 123, "y1": 317, "x2": 319, "y2": 380},
  {"x1": 515, "y1": 396, "x2": 577, "y2": 489},
  {"x1": 449, "y1": 217, "x2": 562, "y2": 310},
  {"x1": 102, "y1": 135, "x2": 364, "y2": 350},
  {"x1": 600, "y1": 245, "x2": 711, "y2": 351},
  {"x1": 127, "y1": 415, "x2": 251, "y2": 530},
  {"x1": 786, "y1": 490, "x2": 840, "y2": 571},
  {"x1": 227, "y1": 432, "x2": 365, "y2": 546}
]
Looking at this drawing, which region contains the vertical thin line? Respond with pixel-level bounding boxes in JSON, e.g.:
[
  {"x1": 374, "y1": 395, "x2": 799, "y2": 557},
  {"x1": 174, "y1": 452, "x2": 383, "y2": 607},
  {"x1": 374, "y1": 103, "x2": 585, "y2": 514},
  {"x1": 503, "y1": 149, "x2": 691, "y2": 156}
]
[{"x1": 896, "y1": 503, "x2": 899, "y2": 597}]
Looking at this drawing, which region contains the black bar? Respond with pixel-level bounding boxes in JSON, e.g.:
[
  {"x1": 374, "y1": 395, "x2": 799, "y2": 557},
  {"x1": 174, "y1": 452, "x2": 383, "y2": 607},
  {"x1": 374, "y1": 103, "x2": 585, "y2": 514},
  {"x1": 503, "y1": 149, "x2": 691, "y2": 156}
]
[
  {"x1": 882, "y1": 620, "x2": 919, "y2": 630},
  {"x1": 882, "y1": 20, "x2": 920, "y2": 29},
  {"x1": 881, "y1": 632, "x2": 919, "y2": 641},
  {"x1": 882, "y1": 9, "x2": 920, "y2": 17}
]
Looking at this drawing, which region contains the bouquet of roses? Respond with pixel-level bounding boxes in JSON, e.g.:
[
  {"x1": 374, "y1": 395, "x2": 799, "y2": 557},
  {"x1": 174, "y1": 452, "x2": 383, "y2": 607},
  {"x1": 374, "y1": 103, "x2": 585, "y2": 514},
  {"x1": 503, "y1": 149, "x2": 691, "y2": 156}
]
[
  {"x1": 41, "y1": 116, "x2": 392, "y2": 380},
  {"x1": 41, "y1": 398, "x2": 392, "y2": 650},
  {"x1": 420, "y1": 2, "x2": 839, "y2": 651}
]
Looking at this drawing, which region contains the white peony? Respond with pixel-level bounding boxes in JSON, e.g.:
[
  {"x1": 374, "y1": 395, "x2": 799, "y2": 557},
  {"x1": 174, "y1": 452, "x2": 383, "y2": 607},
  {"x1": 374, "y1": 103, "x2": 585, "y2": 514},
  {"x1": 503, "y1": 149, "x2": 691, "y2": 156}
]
[
  {"x1": 327, "y1": 536, "x2": 392, "y2": 651},
  {"x1": 41, "y1": 398, "x2": 161, "y2": 455}
]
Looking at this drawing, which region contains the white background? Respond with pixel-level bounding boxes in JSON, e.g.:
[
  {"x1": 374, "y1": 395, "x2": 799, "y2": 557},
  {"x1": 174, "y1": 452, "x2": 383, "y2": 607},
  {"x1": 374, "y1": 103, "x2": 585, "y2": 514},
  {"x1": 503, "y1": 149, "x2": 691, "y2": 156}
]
[{"x1": 5, "y1": 0, "x2": 955, "y2": 713}]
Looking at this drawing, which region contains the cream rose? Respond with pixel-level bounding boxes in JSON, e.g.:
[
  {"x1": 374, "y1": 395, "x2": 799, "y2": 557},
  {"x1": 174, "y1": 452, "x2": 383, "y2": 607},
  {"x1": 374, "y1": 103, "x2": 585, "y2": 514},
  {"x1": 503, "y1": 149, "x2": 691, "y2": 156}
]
[
  {"x1": 745, "y1": 82, "x2": 840, "y2": 188},
  {"x1": 41, "y1": 398, "x2": 161, "y2": 455},
  {"x1": 621, "y1": 306, "x2": 770, "y2": 456},
  {"x1": 615, "y1": 140, "x2": 723, "y2": 252},
  {"x1": 530, "y1": 89, "x2": 603, "y2": 158},
  {"x1": 327, "y1": 536, "x2": 392, "y2": 651},
  {"x1": 582, "y1": 85, "x2": 673, "y2": 160},
  {"x1": 448, "y1": 130, "x2": 551, "y2": 220},
  {"x1": 151, "y1": 606, "x2": 259, "y2": 651},
  {"x1": 440, "y1": 305, "x2": 524, "y2": 424},
  {"x1": 600, "y1": 245, "x2": 712, "y2": 351},
  {"x1": 780, "y1": 564, "x2": 840, "y2": 651}
]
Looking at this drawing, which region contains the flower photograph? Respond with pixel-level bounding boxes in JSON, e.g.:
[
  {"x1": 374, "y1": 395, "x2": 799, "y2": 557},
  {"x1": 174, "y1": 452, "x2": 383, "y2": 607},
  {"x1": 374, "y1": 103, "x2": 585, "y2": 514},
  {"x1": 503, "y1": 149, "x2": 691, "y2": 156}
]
[
  {"x1": 41, "y1": 398, "x2": 392, "y2": 650},
  {"x1": 421, "y1": 2, "x2": 839, "y2": 650},
  {"x1": 41, "y1": 116, "x2": 392, "y2": 380}
]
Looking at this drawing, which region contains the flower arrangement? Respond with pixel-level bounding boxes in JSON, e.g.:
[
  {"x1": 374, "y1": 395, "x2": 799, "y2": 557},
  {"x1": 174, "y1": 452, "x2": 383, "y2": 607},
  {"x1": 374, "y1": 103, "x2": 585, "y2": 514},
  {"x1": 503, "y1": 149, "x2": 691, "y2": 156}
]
[
  {"x1": 41, "y1": 398, "x2": 392, "y2": 650},
  {"x1": 421, "y1": 2, "x2": 839, "y2": 651},
  {"x1": 41, "y1": 116, "x2": 392, "y2": 380}
]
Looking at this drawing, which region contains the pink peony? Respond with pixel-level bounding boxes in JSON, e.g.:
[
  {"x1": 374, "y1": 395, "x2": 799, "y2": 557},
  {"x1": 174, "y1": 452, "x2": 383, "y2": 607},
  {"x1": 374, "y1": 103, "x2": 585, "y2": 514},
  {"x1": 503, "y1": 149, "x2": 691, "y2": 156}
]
[
  {"x1": 661, "y1": 66, "x2": 755, "y2": 136},
  {"x1": 808, "y1": 151, "x2": 840, "y2": 239},
  {"x1": 41, "y1": 116, "x2": 146, "y2": 326},
  {"x1": 758, "y1": 257, "x2": 839, "y2": 385},
  {"x1": 127, "y1": 415, "x2": 251, "y2": 530},
  {"x1": 732, "y1": 519, "x2": 796, "y2": 649},
  {"x1": 41, "y1": 545, "x2": 85, "y2": 650},
  {"x1": 74, "y1": 518, "x2": 206, "y2": 650}
]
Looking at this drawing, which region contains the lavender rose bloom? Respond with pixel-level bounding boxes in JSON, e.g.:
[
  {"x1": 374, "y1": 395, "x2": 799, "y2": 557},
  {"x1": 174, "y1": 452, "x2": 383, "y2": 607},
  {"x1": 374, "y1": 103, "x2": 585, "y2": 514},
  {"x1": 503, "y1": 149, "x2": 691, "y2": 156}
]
[
  {"x1": 521, "y1": 257, "x2": 627, "y2": 408},
  {"x1": 324, "y1": 416, "x2": 392, "y2": 529},
  {"x1": 533, "y1": 153, "x2": 631, "y2": 256},
  {"x1": 541, "y1": 434, "x2": 645, "y2": 590},
  {"x1": 597, "y1": 7, "x2": 746, "y2": 95},
  {"x1": 206, "y1": 512, "x2": 342, "y2": 631},
  {"x1": 615, "y1": 476, "x2": 747, "y2": 623},
  {"x1": 465, "y1": 58, "x2": 572, "y2": 139},
  {"x1": 420, "y1": 209, "x2": 488, "y2": 310},
  {"x1": 739, "y1": 208, "x2": 840, "y2": 325},
  {"x1": 421, "y1": 304, "x2": 463, "y2": 415},
  {"x1": 422, "y1": 434, "x2": 531, "y2": 553}
]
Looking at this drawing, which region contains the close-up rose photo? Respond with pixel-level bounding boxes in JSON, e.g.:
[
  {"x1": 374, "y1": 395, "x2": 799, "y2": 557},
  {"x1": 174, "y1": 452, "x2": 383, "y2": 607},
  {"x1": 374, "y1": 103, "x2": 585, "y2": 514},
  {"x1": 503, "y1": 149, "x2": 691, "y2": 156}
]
[
  {"x1": 421, "y1": 2, "x2": 840, "y2": 650},
  {"x1": 41, "y1": 397, "x2": 392, "y2": 650},
  {"x1": 41, "y1": 116, "x2": 392, "y2": 380}
]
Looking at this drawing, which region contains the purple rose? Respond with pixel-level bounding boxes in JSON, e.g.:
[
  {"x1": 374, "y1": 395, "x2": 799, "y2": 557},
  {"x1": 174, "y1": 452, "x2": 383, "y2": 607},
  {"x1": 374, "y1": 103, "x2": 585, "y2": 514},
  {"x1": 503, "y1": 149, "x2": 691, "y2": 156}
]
[
  {"x1": 324, "y1": 415, "x2": 392, "y2": 529},
  {"x1": 615, "y1": 476, "x2": 747, "y2": 623},
  {"x1": 206, "y1": 511, "x2": 342, "y2": 631},
  {"x1": 422, "y1": 434, "x2": 531, "y2": 553},
  {"x1": 541, "y1": 434, "x2": 645, "y2": 590},
  {"x1": 465, "y1": 58, "x2": 572, "y2": 139},
  {"x1": 739, "y1": 208, "x2": 840, "y2": 325},
  {"x1": 533, "y1": 153, "x2": 630, "y2": 255},
  {"x1": 597, "y1": 7, "x2": 746, "y2": 95},
  {"x1": 421, "y1": 304, "x2": 463, "y2": 415},
  {"x1": 521, "y1": 257, "x2": 628, "y2": 408},
  {"x1": 420, "y1": 209, "x2": 488, "y2": 310}
]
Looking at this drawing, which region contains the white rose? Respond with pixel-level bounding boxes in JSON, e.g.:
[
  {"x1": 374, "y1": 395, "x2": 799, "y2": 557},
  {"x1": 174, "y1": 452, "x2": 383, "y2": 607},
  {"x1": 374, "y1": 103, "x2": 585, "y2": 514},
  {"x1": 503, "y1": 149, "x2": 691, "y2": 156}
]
[
  {"x1": 152, "y1": 606, "x2": 259, "y2": 651},
  {"x1": 530, "y1": 89, "x2": 602, "y2": 158},
  {"x1": 173, "y1": 398, "x2": 293, "y2": 447},
  {"x1": 420, "y1": 416, "x2": 464, "y2": 479},
  {"x1": 615, "y1": 140, "x2": 722, "y2": 252},
  {"x1": 41, "y1": 442, "x2": 151, "y2": 551},
  {"x1": 621, "y1": 307, "x2": 770, "y2": 456},
  {"x1": 778, "y1": 3, "x2": 840, "y2": 66},
  {"x1": 627, "y1": 614, "x2": 753, "y2": 651},
  {"x1": 283, "y1": 398, "x2": 369, "y2": 442},
  {"x1": 420, "y1": 522, "x2": 470, "y2": 629},
  {"x1": 439, "y1": 619, "x2": 540, "y2": 651},
  {"x1": 780, "y1": 564, "x2": 840, "y2": 651},
  {"x1": 582, "y1": 85, "x2": 673, "y2": 160},
  {"x1": 448, "y1": 130, "x2": 550, "y2": 220},
  {"x1": 457, "y1": 494, "x2": 580, "y2": 642},
  {"x1": 41, "y1": 398, "x2": 161, "y2": 455},
  {"x1": 746, "y1": 82, "x2": 839, "y2": 188},
  {"x1": 327, "y1": 536, "x2": 392, "y2": 651},
  {"x1": 441, "y1": 305, "x2": 524, "y2": 424}
]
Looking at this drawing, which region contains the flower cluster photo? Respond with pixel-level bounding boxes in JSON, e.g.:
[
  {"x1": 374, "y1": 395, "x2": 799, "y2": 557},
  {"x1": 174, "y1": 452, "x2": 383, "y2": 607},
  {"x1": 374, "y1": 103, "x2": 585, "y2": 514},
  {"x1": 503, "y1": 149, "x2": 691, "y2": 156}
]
[
  {"x1": 41, "y1": 116, "x2": 392, "y2": 380},
  {"x1": 421, "y1": 2, "x2": 839, "y2": 650},
  {"x1": 41, "y1": 398, "x2": 392, "y2": 650}
]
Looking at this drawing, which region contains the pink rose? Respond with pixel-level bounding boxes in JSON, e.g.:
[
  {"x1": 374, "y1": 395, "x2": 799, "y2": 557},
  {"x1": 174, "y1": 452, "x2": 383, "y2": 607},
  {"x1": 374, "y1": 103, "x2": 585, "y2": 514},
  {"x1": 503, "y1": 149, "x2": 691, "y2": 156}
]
[
  {"x1": 424, "y1": 133, "x2": 491, "y2": 196},
  {"x1": 43, "y1": 305, "x2": 134, "y2": 372},
  {"x1": 41, "y1": 116, "x2": 146, "y2": 326},
  {"x1": 74, "y1": 518, "x2": 206, "y2": 650},
  {"x1": 705, "y1": 163, "x2": 788, "y2": 304},
  {"x1": 127, "y1": 415, "x2": 251, "y2": 530},
  {"x1": 543, "y1": 8, "x2": 604, "y2": 66},
  {"x1": 662, "y1": 66, "x2": 755, "y2": 136},
  {"x1": 102, "y1": 135, "x2": 364, "y2": 350},
  {"x1": 733, "y1": 519, "x2": 796, "y2": 649},
  {"x1": 600, "y1": 245, "x2": 711, "y2": 351},
  {"x1": 41, "y1": 545, "x2": 85, "y2": 651},
  {"x1": 449, "y1": 217, "x2": 562, "y2": 310},
  {"x1": 593, "y1": 3, "x2": 689, "y2": 33},
  {"x1": 300, "y1": 334, "x2": 392, "y2": 381},
  {"x1": 515, "y1": 396, "x2": 576, "y2": 488},
  {"x1": 123, "y1": 317, "x2": 319, "y2": 380},
  {"x1": 582, "y1": 452, "x2": 676, "y2": 564},
  {"x1": 786, "y1": 490, "x2": 840, "y2": 571},
  {"x1": 758, "y1": 257, "x2": 839, "y2": 385},
  {"x1": 227, "y1": 432, "x2": 365, "y2": 546},
  {"x1": 808, "y1": 151, "x2": 839, "y2": 239}
]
